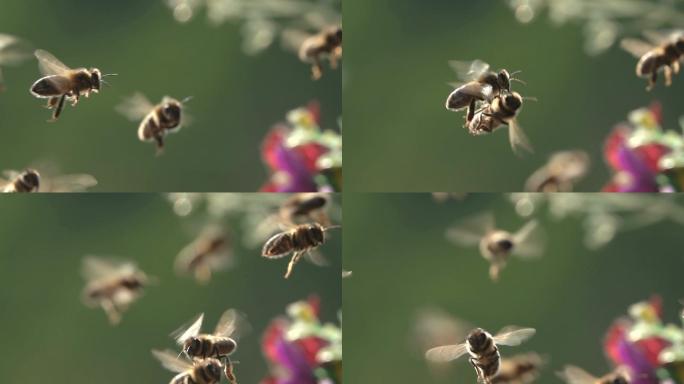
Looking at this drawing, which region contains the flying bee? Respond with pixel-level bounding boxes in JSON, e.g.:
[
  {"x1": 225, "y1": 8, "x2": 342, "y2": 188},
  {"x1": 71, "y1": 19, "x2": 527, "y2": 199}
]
[
  {"x1": 278, "y1": 193, "x2": 332, "y2": 226},
  {"x1": 0, "y1": 34, "x2": 30, "y2": 92},
  {"x1": 175, "y1": 226, "x2": 234, "y2": 284},
  {"x1": 298, "y1": 26, "x2": 342, "y2": 80},
  {"x1": 621, "y1": 30, "x2": 684, "y2": 90},
  {"x1": 558, "y1": 365, "x2": 630, "y2": 384},
  {"x1": 116, "y1": 92, "x2": 191, "y2": 154},
  {"x1": 467, "y1": 91, "x2": 534, "y2": 156},
  {"x1": 30, "y1": 49, "x2": 113, "y2": 121},
  {"x1": 446, "y1": 60, "x2": 525, "y2": 123},
  {"x1": 446, "y1": 212, "x2": 543, "y2": 281},
  {"x1": 525, "y1": 150, "x2": 590, "y2": 192},
  {"x1": 81, "y1": 256, "x2": 152, "y2": 325},
  {"x1": 0, "y1": 168, "x2": 97, "y2": 193},
  {"x1": 491, "y1": 353, "x2": 546, "y2": 384},
  {"x1": 261, "y1": 223, "x2": 338, "y2": 279},
  {"x1": 425, "y1": 326, "x2": 536, "y2": 384},
  {"x1": 152, "y1": 349, "x2": 223, "y2": 384}
]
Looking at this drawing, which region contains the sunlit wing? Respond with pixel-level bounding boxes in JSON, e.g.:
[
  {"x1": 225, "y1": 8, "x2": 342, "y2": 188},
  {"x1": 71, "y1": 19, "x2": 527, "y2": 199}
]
[
  {"x1": 173, "y1": 313, "x2": 204, "y2": 344},
  {"x1": 2, "y1": 169, "x2": 21, "y2": 180},
  {"x1": 0, "y1": 34, "x2": 18, "y2": 50},
  {"x1": 513, "y1": 220, "x2": 544, "y2": 258},
  {"x1": 425, "y1": 343, "x2": 468, "y2": 362},
  {"x1": 305, "y1": 249, "x2": 329, "y2": 267},
  {"x1": 413, "y1": 307, "x2": 470, "y2": 352},
  {"x1": 445, "y1": 211, "x2": 495, "y2": 246},
  {"x1": 620, "y1": 38, "x2": 654, "y2": 58},
  {"x1": 81, "y1": 256, "x2": 133, "y2": 281},
  {"x1": 214, "y1": 309, "x2": 251, "y2": 339},
  {"x1": 116, "y1": 92, "x2": 155, "y2": 121},
  {"x1": 493, "y1": 327, "x2": 536, "y2": 346},
  {"x1": 557, "y1": 365, "x2": 597, "y2": 384},
  {"x1": 45, "y1": 174, "x2": 97, "y2": 192},
  {"x1": 35, "y1": 49, "x2": 71, "y2": 76},
  {"x1": 281, "y1": 28, "x2": 310, "y2": 53},
  {"x1": 509, "y1": 119, "x2": 534, "y2": 156},
  {"x1": 642, "y1": 29, "x2": 683, "y2": 45},
  {"x1": 152, "y1": 349, "x2": 192, "y2": 373},
  {"x1": 449, "y1": 59, "x2": 490, "y2": 82}
]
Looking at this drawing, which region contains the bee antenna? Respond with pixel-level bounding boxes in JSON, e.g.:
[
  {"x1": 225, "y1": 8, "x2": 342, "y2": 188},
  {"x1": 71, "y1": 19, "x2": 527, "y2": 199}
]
[
  {"x1": 101, "y1": 79, "x2": 111, "y2": 87},
  {"x1": 509, "y1": 70, "x2": 523, "y2": 77},
  {"x1": 181, "y1": 96, "x2": 193, "y2": 104},
  {"x1": 324, "y1": 225, "x2": 342, "y2": 231},
  {"x1": 523, "y1": 96, "x2": 538, "y2": 102},
  {"x1": 102, "y1": 73, "x2": 118, "y2": 77},
  {"x1": 510, "y1": 78, "x2": 527, "y2": 86}
]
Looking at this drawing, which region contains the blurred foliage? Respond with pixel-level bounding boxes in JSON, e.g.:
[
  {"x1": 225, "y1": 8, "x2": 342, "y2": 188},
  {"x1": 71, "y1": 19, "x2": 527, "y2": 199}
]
[
  {"x1": 0, "y1": 0, "x2": 340, "y2": 192},
  {"x1": 343, "y1": 193, "x2": 683, "y2": 383},
  {"x1": 0, "y1": 193, "x2": 341, "y2": 383},
  {"x1": 344, "y1": 0, "x2": 684, "y2": 192}
]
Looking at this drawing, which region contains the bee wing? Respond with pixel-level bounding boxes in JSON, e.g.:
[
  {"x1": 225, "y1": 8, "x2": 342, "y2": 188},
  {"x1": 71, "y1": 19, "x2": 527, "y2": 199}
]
[
  {"x1": 620, "y1": 38, "x2": 655, "y2": 58},
  {"x1": 509, "y1": 119, "x2": 534, "y2": 157},
  {"x1": 449, "y1": 59, "x2": 490, "y2": 82},
  {"x1": 81, "y1": 256, "x2": 134, "y2": 281},
  {"x1": 425, "y1": 343, "x2": 469, "y2": 362},
  {"x1": 446, "y1": 82, "x2": 492, "y2": 111},
  {"x1": 445, "y1": 212, "x2": 495, "y2": 246},
  {"x1": 281, "y1": 28, "x2": 310, "y2": 53},
  {"x1": 43, "y1": 174, "x2": 97, "y2": 192},
  {"x1": 305, "y1": 249, "x2": 329, "y2": 267},
  {"x1": 151, "y1": 349, "x2": 192, "y2": 373},
  {"x1": 2, "y1": 169, "x2": 21, "y2": 180},
  {"x1": 214, "y1": 309, "x2": 252, "y2": 339},
  {"x1": 0, "y1": 36, "x2": 30, "y2": 66},
  {"x1": 34, "y1": 49, "x2": 71, "y2": 75},
  {"x1": 557, "y1": 365, "x2": 597, "y2": 384},
  {"x1": 512, "y1": 220, "x2": 544, "y2": 259},
  {"x1": 642, "y1": 29, "x2": 683, "y2": 45},
  {"x1": 261, "y1": 232, "x2": 292, "y2": 259},
  {"x1": 116, "y1": 92, "x2": 155, "y2": 121},
  {"x1": 172, "y1": 313, "x2": 204, "y2": 344},
  {"x1": 0, "y1": 34, "x2": 19, "y2": 50},
  {"x1": 492, "y1": 327, "x2": 536, "y2": 346}
]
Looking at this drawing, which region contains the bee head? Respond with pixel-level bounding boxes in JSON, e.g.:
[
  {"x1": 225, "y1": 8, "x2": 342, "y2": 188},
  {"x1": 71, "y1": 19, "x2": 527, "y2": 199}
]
[
  {"x1": 89, "y1": 69, "x2": 102, "y2": 91},
  {"x1": 497, "y1": 69, "x2": 511, "y2": 92},
  {"x1": 496, "y1": 238, "x2": 514, "y2": 252},
  {"x1": 502, "y1": 92, "x2": 523, "y2": 111},
  {"x1": 184, "y1": 337, "x2": 201, "y2": 355},
  {"x1": 676, "y1": 37, "x2": 684, "y2": 53},
  {"x1": 326, "y1": 26, "x2": 342, "y2": 45},
  {"x1": 467, "y1": 328, "x2": 489, "y2": 349},
  {"x1": 20, "y1": 169, "x2": 40, "y2": 191},
  {"x1": 204, "y1": 359, "x2": 222, "y2": 380},
  {"x1": 309, "y1": 224, "x2": 326, "y2": 243},
  {"x1": 162, "y1": 101, "x2": 182, "y2": 121}
]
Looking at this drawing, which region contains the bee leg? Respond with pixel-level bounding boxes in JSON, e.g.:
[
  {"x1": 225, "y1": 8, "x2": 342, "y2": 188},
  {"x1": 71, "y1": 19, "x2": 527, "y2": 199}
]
[
  {"x1": 664, "y1": 66, "x2": 673, "y2": 86},
  {"x1": 49, "y1": 94, "x2": 66, "y2": 121},
  {"x1": 101, "y1": 300, "x2": 121, "y2": 325},
  {"x1": 70, "y1": 91, "x2": 80, "y2": 106},
  {"x1": 284, "y1": 251, "x2": 303, "y2": 279},
  {"x1": 328, "y1": 53, "x2": 339, "y2": 69},
  {"x1": 647, "y1": 71, "x2": 657, "y2": 91},
  {"x1": 673, "y1": 61, "x2": 681, "y2": 75},
  {"x1": 311, "y1": 56, "x2": 323, "y2": 80},
  {"x1": 46, "y1": 97, "x2": 58, "y2": 109},
  {"x1": 154, "y1": 136, "x2": 165, "y2": 156},
  {"x1": 466, "y1": 99, "x2": 476, "y2": 122}
]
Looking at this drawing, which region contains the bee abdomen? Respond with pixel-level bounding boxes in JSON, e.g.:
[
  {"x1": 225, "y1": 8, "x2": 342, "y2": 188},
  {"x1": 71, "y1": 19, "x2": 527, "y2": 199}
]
[
  {"x1": 138, "y1": 116, "x2": 161, "y2": 141},
  {"x1": 30, "y1": 78, "x2": 62, "y2": 97}
]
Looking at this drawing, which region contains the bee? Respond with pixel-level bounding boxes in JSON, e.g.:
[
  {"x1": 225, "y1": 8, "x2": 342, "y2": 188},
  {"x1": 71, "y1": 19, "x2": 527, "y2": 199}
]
[
  {"x1": 278, "y1": 193, "x2": 332, "y2": 226},
  {"x1": 175, "y1": 226, "x2": 233, "y2": 284},
  {"x1": 621, "y1": 30, "x2": 684, "y2": 91},
  {"x1": 81, "y1": 256, "x2": 152, "y2": 325},
  {"x1": 297, "y1": 26, "x2": 342, "y2": 80},
  {"x1": 261, "y1": 223, "x2": 337, "y2": 279},
  {"x1": 447, "y1": 60, "x2": 524, "y2": 123},
  {"x1": 116, "y1": 92, "x2": 191, "y2": 154},
  {"x1": 525, "y1": 150, "x2": 590, "y2": 192},
  {"x1": 491, "y1": 353, "x2": 546, "y2": 384},
  {"x1": 0, "y1": 34, "x2": 30, "y2": 92},
  {"x1": 558, "y1": 365, "x2": 630, "y2": 384},
  {"x1": 0, "y1": 168, "x2": 97, "y2": 193},
  {"x1": 446, "y1": 212, "x2": 543, "y2": 281},
  {"x1": 30, "y1": 49, "x2": 113, "y2": 121},
  {"x1": 342, "y1": 270, "x2": 353, "y2": 278},
  {"x1": 425, "y1": 326, "x2": 536, "y2": 384},
  {"x1": 152, "y1": 349, "x2": 223, "y2": 384}
]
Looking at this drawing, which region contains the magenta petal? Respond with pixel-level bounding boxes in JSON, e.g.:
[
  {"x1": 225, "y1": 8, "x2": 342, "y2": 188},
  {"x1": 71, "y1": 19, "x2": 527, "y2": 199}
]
[
  {"x1": 615, "y1": 146, "x2": 659, "y2": 192},
  {"x1": 614, "y1": 338, "x2": 659, "y2": 384},
  {"x1": 271, "y1": 145, "x2": 317, "y2": 192},
  {"x1": 274, "y1": 338, "x2": 317, "y2": 384}
]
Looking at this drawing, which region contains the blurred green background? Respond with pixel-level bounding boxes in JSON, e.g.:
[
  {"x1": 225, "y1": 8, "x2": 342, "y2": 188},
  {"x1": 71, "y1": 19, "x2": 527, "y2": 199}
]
[
  {"x1": 343, "y1": 193, "x2": 683, "y2": 383},
  {"x1": 344, "y1": 0, "x2": 684, "y2": 192},
  {"x1": 0, "y1": 0, "x2": 340, "y2": 191},
  {"x1": 0, "y1": 193, "x2": 341, "y2": 383}
]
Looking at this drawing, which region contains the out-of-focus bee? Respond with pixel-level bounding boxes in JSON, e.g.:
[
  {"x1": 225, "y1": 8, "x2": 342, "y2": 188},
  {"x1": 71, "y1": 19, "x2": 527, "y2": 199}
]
[
  {"x1": 0, "y1": 34, "x2": 30, "y2": 92},
  {"x1": 30, "y1": 49, "x2": 113, "y2": 121},
  {"x1": 0, "y1": 168, "x2": 97, "y2": 193},
  {"x1": 284, "y1": 26, "x2": 342, "y2": 80},
  {"x1": 261, "y1": 223, "x2": 337, "y2": 279},
  {"x1": 525, "y1": 150, "x2": 590, "y2": 192},
  {"x1": 342, "y1": 270, "x2": 352, "y2": 278},
  {"x1": 81, "y1": 256, "x2": 152, "y2": 325},
  {"x1": 278, "y1": 193, "x2": 332, "y2": 226},
  {"x1": 446, "y1": 213, "x2": 543, "y2": 281},
  {"x1": 175, "y1": 226, "x2": 233, "y2": 284},
  {"x1": 621, "y1": 30, "x2": 684, "y2": 91},
  {"x1": 425, "y1": 326, "x2": 536, "y2": 384},
  {"x1": 491, "y1": 353, "x2": 546, "y2": 384},
  {"x1": 558, "y1": 365, "x2": 630, "y2": 384},
  {"x1": 152, "y1": 349, "x2": 223, "y2": 384},
  {"x1": 447, "y1": 60, "x2": 524, "y2": 123},
  {"x1": 467, "y1": 91, "x2": 534, "y2": 156},
  {"x1": 432, "y1": 193, "x2": 467, "y2": 203}
]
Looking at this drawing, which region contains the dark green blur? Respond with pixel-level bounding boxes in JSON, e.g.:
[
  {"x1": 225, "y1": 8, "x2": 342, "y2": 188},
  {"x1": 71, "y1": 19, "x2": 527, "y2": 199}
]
[
  {"x1": 343, "y1": 193, "x2": 683, "y2": 382},
  {"x1": 344, "y1": 0, "x2": 684, "y2": 192},
  {"x1": 0, "y1": 193, "x2": 341, "y2": 383},
  {"x1": 0, "y1": 0, "x2": 341, "y2": 191}
]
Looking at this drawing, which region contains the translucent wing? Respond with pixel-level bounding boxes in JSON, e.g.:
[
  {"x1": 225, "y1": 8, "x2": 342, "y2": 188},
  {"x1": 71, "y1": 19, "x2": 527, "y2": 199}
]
[
  {"x1": 44, "y1": 174, "x2": 98, "y2": 192},
  {"x1": 0, "y1": 35, "x2": 30, "y2": 66},
  {"x1": 116, "y1": 92, "x2": 155, "y2": 121},
  {"x1": 2, "y1": 169, "x2": 21, "y2": 180},
  {"x1": 281, "y1": 28, "x2": 309, "y2": 54},
  {"x1": 492, "y1": 326, "x2": 536, "y2": 346},
  {"x1": 642, "y1": 29, "x2": 683, "y2": 45},
  {"x1": 214, "y1": 309, "x2": 251, "y2": 339},
  {"x1": 509, "y1": 119, "x2": 534, "y2": 156},
  {"x1": 81, "y1": 256, "x2": 135, "y2": 282},
  {"x1": 34, "y1": 49, "x2": 71, "y2": 75},
  {"x1": 557, "y1": 365, "x2": 597, "y2": 384},
  {"x1": 151, "y1": 349, "x2": 192, "y2": 373},
  {"x1": 0, "y1": 34, "x2": 18, "y2": 50},
  {"x1": 173, "y1": 313, "x2": 204, "y2": 344},
  {"x1": 445, "y1": 212, "x2": 495, "y2": 246},
  {"x1": 620, "y1": 38, "x2": 654, "y2": 58},
  {"x1": 425, "y1": 343, "x2": 469, "y2": 362},
  {"x1": 512, "y1": 220, "x2": 544, "y2": 259},
  {"x1": 305, "y1": 249, "x2": 329, "y2": 267},
  {"x1": 449, "y1": 59, "x2": 490, "y2": 82}
]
